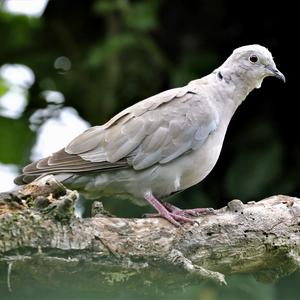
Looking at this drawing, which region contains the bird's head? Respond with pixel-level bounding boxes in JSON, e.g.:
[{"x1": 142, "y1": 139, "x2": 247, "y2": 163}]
[{"x1": 222, "y1": 44, "x2": 285, "y2": 89}]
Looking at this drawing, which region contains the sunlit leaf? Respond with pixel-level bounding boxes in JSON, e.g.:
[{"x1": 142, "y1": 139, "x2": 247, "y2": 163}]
[
  {"x1": 0, "y1": 79, "x2": 8, "y2": 96},
  {"x1": 0, "y1": 116, "x2": 35, "y2": 164}
]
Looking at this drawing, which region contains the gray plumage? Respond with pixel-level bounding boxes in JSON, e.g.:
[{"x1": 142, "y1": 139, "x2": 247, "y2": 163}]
[{"x1": 15, "y1": 45, "x2": 285, "y2": 213}]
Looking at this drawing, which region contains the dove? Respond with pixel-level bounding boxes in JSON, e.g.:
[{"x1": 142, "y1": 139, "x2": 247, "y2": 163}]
[{"x1": 15, "y1": 45, "x2": 285, "y2": 226}]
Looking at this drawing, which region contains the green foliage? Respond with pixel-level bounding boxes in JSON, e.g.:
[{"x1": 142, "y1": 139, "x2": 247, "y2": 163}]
[
  {"x1": 0, "y1": 79, "x2": 8, "y2": 96},
  {"x1": 124, "y1": 1, "x2": 159, "y2": 30},
  {"x1": 225, "y1": 123, "x2": 283, "y2": 200},
  {"x1": 0, "y1": 116, "x2": 35, "y2": 164},
  {"x1": 171, "y1": 51, "x2": 219, "y2": 86},
  {"x1": 93, "y1": 0, "x2": 129, "y2": 14},
  {"x1": 93, "y1": 0, "x2": 159, "y2": 30},
  {"x1": 0, "y1": 11, "x2": 40, "y2": 59},
  {"x1": 0, "y1": 0, "x2": 298, "y2": 298},
  {"x1": 86, "y1": 33, "x2": 136, "y2": 67}
]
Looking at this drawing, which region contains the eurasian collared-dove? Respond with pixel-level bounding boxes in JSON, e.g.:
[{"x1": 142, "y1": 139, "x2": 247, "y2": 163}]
[{"x1": 15, "y1": 45, "x2": 285, "y2": 226}]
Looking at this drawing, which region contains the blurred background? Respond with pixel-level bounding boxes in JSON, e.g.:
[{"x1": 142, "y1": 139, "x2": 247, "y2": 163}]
[{"x1": 0, "y1": 0, "x2": 299, "y2": 299}]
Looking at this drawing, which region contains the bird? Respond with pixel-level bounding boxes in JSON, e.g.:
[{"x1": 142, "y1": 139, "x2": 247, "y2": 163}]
[{"x1": 15, "y1": 45, "x2": 285, "y2": 226}]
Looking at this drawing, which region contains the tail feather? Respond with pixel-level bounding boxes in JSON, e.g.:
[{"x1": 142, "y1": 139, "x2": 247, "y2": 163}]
[{"x1": 14, "y1": 148, "x2": 129, "y2": 186}]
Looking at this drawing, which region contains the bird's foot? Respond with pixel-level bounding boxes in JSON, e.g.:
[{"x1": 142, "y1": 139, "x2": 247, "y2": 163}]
[
  {"x1": 144, "y1": 192, "x2": 214, "y2": 227},
  {"x1": 162, "y1": 202, "x2": 215, "y2": 217},
  {"x1": 144, "y1": 192, "x2": 194, "y2": 226},
  {"x1": 144, "y1": 211, "x2": 195, "y2": 226}
]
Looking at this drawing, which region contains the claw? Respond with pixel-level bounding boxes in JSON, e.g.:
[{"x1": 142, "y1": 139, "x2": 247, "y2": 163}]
[
  {"x1": 144, "y1": 193, "x2": 214, "y2": 226},
  {"x1": 162, "y1": 202, "x2": 214, "y2": 217}
]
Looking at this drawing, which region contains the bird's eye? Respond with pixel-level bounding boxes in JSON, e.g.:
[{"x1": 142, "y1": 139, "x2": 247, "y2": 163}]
[{"x1": 249, "y1": 55, "x2": 258, "y2": 63}]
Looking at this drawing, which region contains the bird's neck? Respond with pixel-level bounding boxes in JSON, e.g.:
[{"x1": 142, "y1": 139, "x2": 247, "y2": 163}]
[{"x1": 217, "y1": 64, "x2": 262, "y2": 105}]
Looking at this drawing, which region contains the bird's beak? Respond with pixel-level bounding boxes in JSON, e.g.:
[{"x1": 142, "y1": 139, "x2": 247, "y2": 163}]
[{"x1": 266, "y1": 66, "x2": 286, "y2": 83}]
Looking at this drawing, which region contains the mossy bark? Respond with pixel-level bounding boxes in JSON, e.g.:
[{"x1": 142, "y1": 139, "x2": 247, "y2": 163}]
[{"x1": 0, "y1": 176, "x2": 299, "y2": 294}]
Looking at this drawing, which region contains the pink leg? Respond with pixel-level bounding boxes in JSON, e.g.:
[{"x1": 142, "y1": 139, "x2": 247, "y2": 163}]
[
  {"x1": 162, "y1": 202, "x2": 214, "y2": 217},
  {"x1": 144, "y1": 193, "x2": 195, "y2": 226},
  {"x1": 144, "y1": 201, "x2": 214, "y2": 221}
]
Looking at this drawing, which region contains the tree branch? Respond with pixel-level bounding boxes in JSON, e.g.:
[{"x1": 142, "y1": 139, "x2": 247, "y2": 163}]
[{"x1": 0, "y1": 176, "x2": 299, "y2": 293}]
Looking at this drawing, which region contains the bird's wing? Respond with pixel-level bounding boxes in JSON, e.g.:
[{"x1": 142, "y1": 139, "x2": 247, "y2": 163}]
[
  {"x1": 17, "y1": 84, "x2": 219, "y2": 182},
  {"x1": 67, "y1": 84, "x2": 219, "y2": 169},
  {"x1": 125, "y1": 93, "x2": 219, "y2": 170}
]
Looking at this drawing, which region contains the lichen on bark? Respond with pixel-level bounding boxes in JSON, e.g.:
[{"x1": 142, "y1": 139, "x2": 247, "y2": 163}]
[{"x1": 0, "y1": 175, "x2": 299, "y2": 294}]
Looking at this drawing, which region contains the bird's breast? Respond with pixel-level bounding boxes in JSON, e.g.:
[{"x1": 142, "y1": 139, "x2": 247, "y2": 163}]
[{"x1": 171, "y1": 130, "x2": 224, "y2": 191}]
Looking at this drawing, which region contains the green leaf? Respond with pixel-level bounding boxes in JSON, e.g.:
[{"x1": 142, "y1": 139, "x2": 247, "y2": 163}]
[
  {"x1": 86, "y1": 34, "x2": 136, "y2": 67},
  {"x1": 92, "y1": 0, "x2": 128, "y2": 14},
  {"x1": 0, "y1": 116, "x2": 35, "y2": 165},
  {"x1": 124, "y1": 2, "x2": 159, "y2": 30},
  {"x1": 171, "y1": 51, "x2": 218, "y2": 86},
  {"x1": 0, "y1": 79, "x2": 9, "y2": 96}
]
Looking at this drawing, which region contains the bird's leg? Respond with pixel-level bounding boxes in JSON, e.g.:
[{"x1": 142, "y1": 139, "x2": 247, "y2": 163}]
[
  {"x1": 144, "y1": 192, "x2": 195, "y2": 226},
  {"x1": 162, "y1": 202, "x2": 214, "y2": 217}
]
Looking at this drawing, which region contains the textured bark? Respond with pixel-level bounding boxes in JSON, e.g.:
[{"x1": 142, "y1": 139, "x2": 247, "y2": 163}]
[{"x1": 0, "y1": 176, "x2": 300, "y2": 294}]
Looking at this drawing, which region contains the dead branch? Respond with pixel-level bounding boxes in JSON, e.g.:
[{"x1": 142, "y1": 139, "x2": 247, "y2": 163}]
[{"x1": 0, "y1": 176, "x2": 299, "y2": 294}]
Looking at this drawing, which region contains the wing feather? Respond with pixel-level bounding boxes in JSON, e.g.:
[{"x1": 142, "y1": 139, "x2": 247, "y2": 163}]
[{"x1": 16, "y1": 83, "x2": 219, "y2": 184}]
